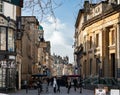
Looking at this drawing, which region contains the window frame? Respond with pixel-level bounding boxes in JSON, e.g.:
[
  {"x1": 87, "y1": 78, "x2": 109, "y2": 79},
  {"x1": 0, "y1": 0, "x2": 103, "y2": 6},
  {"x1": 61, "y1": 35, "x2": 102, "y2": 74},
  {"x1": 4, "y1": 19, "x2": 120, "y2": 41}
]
[{"x1": 0, "y1": 0, "x2": 3, "y2": 13}]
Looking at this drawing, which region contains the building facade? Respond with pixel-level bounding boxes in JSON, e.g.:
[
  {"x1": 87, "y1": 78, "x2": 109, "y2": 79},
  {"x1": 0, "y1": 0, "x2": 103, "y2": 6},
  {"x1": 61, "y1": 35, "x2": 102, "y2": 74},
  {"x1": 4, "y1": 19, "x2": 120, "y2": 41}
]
[
  {"x1": 0, "y1": 1, "x2": 22, "y2": 91},
  {"x1": 74, "y1": 0, "x2": 120, "y2": 80},
  {"x1": 20, "y1": 16, "x2": 39, "y2": 84}
]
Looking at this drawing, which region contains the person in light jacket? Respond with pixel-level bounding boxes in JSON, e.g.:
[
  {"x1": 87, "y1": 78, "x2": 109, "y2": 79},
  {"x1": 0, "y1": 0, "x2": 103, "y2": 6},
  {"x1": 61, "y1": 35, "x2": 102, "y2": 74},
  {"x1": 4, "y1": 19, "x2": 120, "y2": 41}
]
[{"x1": 53, "y1": 77, "x2": 57, "y2": 93}]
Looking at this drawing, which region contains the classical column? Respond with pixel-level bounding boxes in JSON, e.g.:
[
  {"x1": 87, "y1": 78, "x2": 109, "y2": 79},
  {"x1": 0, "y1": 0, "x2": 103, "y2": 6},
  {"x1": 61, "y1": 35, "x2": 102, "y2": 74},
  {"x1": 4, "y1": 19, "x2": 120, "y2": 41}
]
[
  {"x1": 102, "y1": 28, "x2": 109, "y2": 77},
  {"x1": 116, "y1": 23, "x2": 120, "y2": 80}
]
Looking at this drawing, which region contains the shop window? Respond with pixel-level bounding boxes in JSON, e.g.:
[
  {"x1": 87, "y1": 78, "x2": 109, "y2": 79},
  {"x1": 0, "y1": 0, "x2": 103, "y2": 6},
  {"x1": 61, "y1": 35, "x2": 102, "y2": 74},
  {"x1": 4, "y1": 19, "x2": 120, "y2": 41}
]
[
  {"x1": 109, "y1": 29, "x2": 115, "y2": 46},
  {"x1": 0, "y1": 27, "x2": 6, "y2": 50},
  {"x1": 8, "y1": 29, "x2": 15, "y2": 52},
  {"x1": 111, "y1": 30, "x2": 115, "y2": 45}
]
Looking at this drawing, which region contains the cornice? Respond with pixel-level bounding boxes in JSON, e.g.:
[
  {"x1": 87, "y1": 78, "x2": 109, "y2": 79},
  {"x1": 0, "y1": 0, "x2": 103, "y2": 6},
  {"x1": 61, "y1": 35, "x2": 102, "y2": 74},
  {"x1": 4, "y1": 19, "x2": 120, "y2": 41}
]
[{"x1": 82, "y1": 5, "x2": 120, "y2": 30}]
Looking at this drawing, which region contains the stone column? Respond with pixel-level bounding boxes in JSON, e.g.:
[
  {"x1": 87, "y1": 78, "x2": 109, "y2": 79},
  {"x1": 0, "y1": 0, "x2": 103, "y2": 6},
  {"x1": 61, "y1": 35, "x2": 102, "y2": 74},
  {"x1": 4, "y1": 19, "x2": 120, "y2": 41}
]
[
  {"x1": 102, "y1": 28, "x2": 109, "y2": 77},
  {"x1": 116, "y1": 23, "x2": 120, "y2": 80},
  {"x1": 117, "y1": 0, "x2": 120, "y2": 4}
]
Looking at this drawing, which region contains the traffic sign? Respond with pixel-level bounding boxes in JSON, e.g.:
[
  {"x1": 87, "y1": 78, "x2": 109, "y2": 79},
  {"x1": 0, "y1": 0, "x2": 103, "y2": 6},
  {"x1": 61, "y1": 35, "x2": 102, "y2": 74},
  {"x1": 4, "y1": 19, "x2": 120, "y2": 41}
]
[{"x1": 3, "y1": 0, "x2": 23, "y2": 7}]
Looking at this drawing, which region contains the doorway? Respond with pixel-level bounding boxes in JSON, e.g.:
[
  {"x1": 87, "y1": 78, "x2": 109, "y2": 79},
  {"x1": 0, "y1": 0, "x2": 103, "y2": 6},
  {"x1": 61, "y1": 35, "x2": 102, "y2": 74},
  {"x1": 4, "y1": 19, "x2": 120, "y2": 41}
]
[{"x1": 111, "y1": 53, "x2": 115, "y2": 77}]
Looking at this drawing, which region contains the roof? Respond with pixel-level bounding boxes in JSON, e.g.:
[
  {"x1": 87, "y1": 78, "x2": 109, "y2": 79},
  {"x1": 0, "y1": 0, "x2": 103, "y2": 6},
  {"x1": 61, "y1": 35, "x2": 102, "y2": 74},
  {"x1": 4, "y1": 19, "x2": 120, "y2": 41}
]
[{"x1": 38, "y1": 25, "x2": 43, "y2": 30}]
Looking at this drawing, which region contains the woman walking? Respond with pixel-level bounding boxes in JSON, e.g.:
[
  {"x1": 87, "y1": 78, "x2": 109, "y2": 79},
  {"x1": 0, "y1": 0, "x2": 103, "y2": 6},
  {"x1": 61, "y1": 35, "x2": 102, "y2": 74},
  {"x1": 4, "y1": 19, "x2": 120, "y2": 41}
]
[{"x1": 53, "y1": 77, "x2": 57, "y2": 93}]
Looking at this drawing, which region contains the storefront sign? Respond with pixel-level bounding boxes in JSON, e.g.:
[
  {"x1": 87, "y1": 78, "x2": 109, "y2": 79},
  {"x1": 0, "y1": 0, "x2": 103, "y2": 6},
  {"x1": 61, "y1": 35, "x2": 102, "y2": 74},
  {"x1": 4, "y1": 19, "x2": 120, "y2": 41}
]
[
  {"x1": 95, "y1": 89, "x2": 106, "y2": 95},
  {"x1": 110, "y1": 89, "x2": 120, "y2": 95},
  {"x1": 9, "y1": 55, "x2": 15, "y2": 60}
]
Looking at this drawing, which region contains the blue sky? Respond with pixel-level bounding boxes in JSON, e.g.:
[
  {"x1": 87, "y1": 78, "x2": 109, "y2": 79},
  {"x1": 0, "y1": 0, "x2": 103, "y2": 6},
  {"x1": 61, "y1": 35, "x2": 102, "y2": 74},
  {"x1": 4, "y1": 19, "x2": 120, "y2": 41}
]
[
  {"x1": 40, "y1": 0, "x2": 82, "y2": 63},
  {"x1": 22, "y1": 0, "x2": 97, "y2": 63}
]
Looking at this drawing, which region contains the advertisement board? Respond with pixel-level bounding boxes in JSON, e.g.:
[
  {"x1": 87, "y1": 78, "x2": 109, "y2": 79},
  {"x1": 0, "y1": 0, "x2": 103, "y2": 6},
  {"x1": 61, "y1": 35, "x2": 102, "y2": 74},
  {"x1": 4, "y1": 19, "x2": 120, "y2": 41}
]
[
  {"x1": 110, "y1": 89, "x2": 120, "y2": 95},
  {"x1": 95, "y1": 89, "x2": 106, "y2": 95}
]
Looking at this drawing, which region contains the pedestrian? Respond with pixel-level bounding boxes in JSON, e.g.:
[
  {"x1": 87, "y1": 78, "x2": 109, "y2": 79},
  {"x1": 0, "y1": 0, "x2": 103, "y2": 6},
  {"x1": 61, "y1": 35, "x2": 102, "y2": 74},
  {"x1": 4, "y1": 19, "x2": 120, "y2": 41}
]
[
  {"x1": 24, "y1": 80, "x2": 28, "y2": 93},
  {"x1": 66, "y1": 77, "x2": 71, "y2": 94},
  {"x1": 53, "y1": 76, "x2": 57, "y2": 93},
  {"x1": 79, "y1": 76, "x2": 83, "y2": 93},
  {"x1": 42, "y1": 78, "x2": 48, "y2": 93},
  {"x1": 37, "y1": 79, "x2": 42, "y2": 95},
  {"x1": 57, "y1": 77, "x2": 61, "y2": 93},
  {"x1": 73, "y1": 78, "x2": 78, "y2": 91},
  {"x1": 50, "y1": 77, "x2": 53, "y2": 86},
  {"x1": 46, "y1": 77, "x2": 50, "y2": 86}
]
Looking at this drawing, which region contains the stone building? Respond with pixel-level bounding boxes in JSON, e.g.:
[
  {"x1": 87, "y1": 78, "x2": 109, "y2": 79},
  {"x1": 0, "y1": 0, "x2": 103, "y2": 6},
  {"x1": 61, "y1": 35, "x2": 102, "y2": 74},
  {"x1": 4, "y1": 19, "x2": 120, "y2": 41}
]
[
  {"x1": 50, "y1": 54, "x2": 73, "y2": 76},
  {"x1": 0, "y1": 1, "x2": 23, "y2": 91},
  {"x1": 74, "y1": 0, "x2": 120, "y2": 80},
  {"x1": 21, "y1": 16, "x2": 39, "y2": 83}
]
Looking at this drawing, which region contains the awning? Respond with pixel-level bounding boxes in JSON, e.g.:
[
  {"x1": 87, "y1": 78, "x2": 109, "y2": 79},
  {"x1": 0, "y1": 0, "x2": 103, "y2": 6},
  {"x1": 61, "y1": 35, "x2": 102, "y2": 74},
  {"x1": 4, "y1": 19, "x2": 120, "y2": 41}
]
[
  {"x1": 32, "y1": 74, "x2": 47, "y2": 77},
  {"x1": 62, "y1": 75, "x2": 81, "y2": 77}
]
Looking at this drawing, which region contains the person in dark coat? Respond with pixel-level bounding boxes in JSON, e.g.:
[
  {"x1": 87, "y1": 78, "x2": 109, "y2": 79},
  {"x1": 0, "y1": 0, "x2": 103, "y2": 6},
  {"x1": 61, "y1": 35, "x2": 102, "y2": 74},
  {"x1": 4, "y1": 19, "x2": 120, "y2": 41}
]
[
  {"x1": 37, "y1": 79, "x2": 42, "y2": 94},
  {"x1": 79, "y1": 76, "x2": 83, "y2": 93},
  {"x1": 73, "y1": 78, "x2": 78, "y2": 91},
  {"x1": 57, "y1": 77, "x2": 61, "y2": 93},
  {"x1": 66, "y1": 77, "x2": 71, "y2": 94}
]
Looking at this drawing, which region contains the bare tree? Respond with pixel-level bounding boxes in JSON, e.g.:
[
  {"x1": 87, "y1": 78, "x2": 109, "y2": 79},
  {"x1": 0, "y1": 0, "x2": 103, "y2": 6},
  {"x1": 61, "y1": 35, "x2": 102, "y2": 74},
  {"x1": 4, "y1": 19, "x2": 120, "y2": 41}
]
[{"x1": 23, "y1": 0, "x2": 63, "y2": 22}]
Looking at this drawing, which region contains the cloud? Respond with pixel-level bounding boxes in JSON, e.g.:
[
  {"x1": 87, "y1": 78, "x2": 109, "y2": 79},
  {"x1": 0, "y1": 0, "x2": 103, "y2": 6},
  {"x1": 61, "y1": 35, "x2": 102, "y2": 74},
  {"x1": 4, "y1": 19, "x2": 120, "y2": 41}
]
[{"x1": 41, "y1": 16, "x2": 74, "y2": 63}]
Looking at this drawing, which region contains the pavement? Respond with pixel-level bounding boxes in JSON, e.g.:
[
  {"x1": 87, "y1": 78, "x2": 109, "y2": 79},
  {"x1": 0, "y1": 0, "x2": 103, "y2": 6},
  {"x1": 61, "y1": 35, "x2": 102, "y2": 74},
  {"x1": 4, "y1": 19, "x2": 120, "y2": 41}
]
[
  {"x1": 0, "y1": 86, "x2": 111, "y2": 95},
  {"x1": 8, "y1": 86, "x2": 94, "y2": 95}
]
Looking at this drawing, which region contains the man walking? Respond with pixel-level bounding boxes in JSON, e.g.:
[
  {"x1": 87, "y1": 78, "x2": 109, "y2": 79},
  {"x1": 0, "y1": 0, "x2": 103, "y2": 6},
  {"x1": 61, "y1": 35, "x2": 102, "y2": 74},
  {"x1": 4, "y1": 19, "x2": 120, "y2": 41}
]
[
  {"x1": 57, "y1": 77, "x2": 61, "y2": 93},
  {"x1": 73, "y1": 78, "x2": 78, "y2": 91},
  {"x1": 79, "y1": 76, "x2": 83, "y2": 93},
  {"x1": 67, "y1": 77, "x2": 71, "y2": 94}
]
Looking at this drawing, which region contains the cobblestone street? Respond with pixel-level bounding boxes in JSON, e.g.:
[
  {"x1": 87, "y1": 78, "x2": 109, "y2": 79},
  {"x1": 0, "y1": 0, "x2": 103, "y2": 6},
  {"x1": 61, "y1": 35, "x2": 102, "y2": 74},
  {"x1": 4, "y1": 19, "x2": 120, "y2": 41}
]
[{"x1": 8, "y1": 86, "x2": 95, "y2": 95}]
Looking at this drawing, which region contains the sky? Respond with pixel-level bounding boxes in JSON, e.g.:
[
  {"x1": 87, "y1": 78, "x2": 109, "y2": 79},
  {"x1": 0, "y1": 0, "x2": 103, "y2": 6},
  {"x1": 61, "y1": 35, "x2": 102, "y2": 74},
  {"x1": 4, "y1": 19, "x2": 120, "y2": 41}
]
[
  {"x1": 40, "y1": 0, "x2": 82, "y2": 63},
  {"x1": 22, "y1": 0, "x2": 93, "y2": 63}
]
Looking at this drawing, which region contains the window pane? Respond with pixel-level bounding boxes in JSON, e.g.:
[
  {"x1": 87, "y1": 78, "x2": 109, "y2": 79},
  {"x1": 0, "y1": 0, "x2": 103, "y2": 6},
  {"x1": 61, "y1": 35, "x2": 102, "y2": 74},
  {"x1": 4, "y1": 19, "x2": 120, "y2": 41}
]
[
  {"x1": 96, "y1": 34, "x2": 99, "y2": 47},
  {"x1": 90, "y1": 36, "x2": 92, "y2": 48},
  {"x1": 8, "y1": 29, "x2": 14, "y2": 52},
  {"x1": 0, "y1": 27, "x2": 6, "y2": 50},
  {"x1": 111, "y1": 30, "x2": 115, "y2": 45}
]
